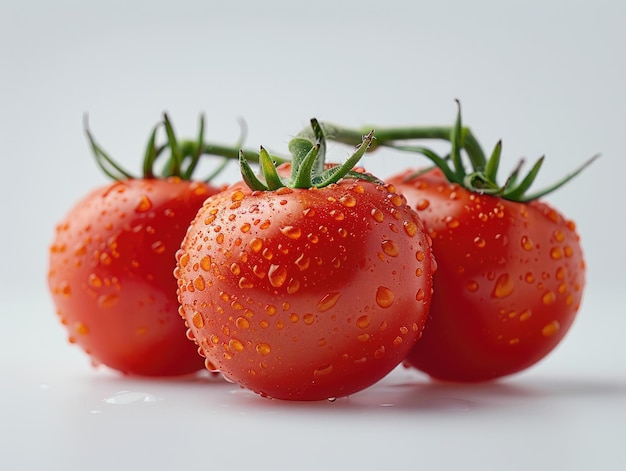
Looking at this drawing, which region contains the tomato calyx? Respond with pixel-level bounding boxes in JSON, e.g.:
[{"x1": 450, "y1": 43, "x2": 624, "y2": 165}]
[
  {"x1": 239, "y1": 118, "x2": 380, "y2": 191},
  {"x1": 84, "y1": 113, "x2": 287, "y2": 182},
  {"x1": 317, "y1": 101, "x2": 599, "y2": 202}
]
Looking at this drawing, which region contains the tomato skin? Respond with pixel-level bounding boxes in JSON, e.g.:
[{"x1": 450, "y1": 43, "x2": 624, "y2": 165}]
[
  {"x1": 48, "y1": 177, "x2": 221, "y2": 376},
  {"x1": 175, "y1": 179, "x2": 436, "y2": 400},
  {"x1": 388, "y1": 168, "x2": 585, "y2": 382}
]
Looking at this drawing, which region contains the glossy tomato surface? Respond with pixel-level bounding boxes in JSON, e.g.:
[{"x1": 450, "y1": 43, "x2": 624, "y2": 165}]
[
  {"x1": 175, "y1": 179, "x2": 436, "y2": 400},
  {"x1": 48, "y1": 177, "x2": 220, "y2": 376},
  {"x1": 389, "y1": 168, "x2": 585, "y2": 382}
]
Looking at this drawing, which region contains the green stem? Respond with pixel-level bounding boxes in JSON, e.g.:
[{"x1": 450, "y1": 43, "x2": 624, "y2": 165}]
[
  {"x1": 319, "y1": 122, "x2": 486, "y2": 168},
  {"x1": 179, "y1": 140, "x2": 289, "y2": 165}
]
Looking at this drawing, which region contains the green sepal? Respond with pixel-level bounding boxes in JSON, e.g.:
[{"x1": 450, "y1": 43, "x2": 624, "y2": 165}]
[
  {"x1": 239, "y1": 149, "x2": 269, "y2": 191},
  {"x1": 259, "y1": 146, "x2": 286, "y2": 190},
  {"x1": 83, "y1": 114, "x2": 135, "y2": 180}
]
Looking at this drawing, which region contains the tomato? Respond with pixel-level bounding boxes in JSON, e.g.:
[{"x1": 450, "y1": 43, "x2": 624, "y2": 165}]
[
  {"x1": 318, "y1": 102, "x2": 593, "y2": 382},
  {"x1": 48, "y1": 115, "x2": 231, "y2": 376},
  {"x1": 49, "y1": 178, "x2": 219, "y2": 375},
  {"x1": 389, "y1": 167, "x2": 585, "y2": 381},
  {"x1": 175, "y1": 121, "x2": 436, "y2": 400}
]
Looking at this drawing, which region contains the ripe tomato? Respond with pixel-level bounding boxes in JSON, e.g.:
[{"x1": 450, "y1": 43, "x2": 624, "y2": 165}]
[
  {"x1": 49, "y1": 178, "x2": 219, "y2": 375},
  {"x1": 389, "y1": 167, "x2": 585, "y2": 381},
  {"x1": 318, "y1": 102, "x2": 594, "y2": 382},
  {"x1": 175, "y1": 121, "x2": 436, "y2": 400},
  {"x1": 48, "y1": 115, "x2": 231, "y2": 376}
]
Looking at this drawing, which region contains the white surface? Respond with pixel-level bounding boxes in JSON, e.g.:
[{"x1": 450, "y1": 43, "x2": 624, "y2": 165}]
[{"x1": 1, "y1": 1, "x2": 625, "y2": 470}]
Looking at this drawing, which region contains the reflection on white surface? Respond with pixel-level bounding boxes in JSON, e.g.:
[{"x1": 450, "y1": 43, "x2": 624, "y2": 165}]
[{"x1": 1, "y1": 292, "x2": 623, "y2": 471}]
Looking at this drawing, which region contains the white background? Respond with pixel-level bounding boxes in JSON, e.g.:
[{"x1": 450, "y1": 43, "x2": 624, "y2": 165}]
[{"x1": 1, "y1": 1, "x2": 625, "y2": 470}]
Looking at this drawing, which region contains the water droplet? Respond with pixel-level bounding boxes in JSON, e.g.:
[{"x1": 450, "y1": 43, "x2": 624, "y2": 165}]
[
  {"x1": 75, "y1": 322, "x2": 89, "y2": 335},
  {"x1": 151, "y1": 241, "x2": 166, "y2": 254},
  {"x1": 371, "y1": 208, "x2": 384, "y2": 223},
  {"x1": 178, "y1": 251, "x2": 190, "y2": 267},
  {"x1": 519, "y1": 309, "x2": 532, "y2": 322},
  {"x1": 550, "y1": 247, "x2": 563, "y2": 260},
  {"x1": 289, "y1": 313, "x2": 299, "y2": 323},
  {"x1": 392, "y1": 336, "x2": 403, "y2": 346},
  {"x1": 374, "y1": 346, "x2": 386, "y2": 359},
  {"x1": 473, "y1": 236, "x2": 486, "y2": 248},
  {"x1": 564, "y1": 246, "x2": 574, "y2": 257},
  {"x1": 381, "y1": 239, "x2": 400, "y2": 257},
  {"x1": 303, "y1": 313, "x2": 315, "y2": 325},
  {"x1": 542, "y1": 320, "x2": 560, "y2": 337},
  {"x1": 240, "y1": 223, "x2": 251, "y2": 233},
  {"x1": 97, "y1": 293, "x2": 119, "y2": 309},
  {"x1": 389, "y1": 194, "x2": 404, "y2": 207},
  {"x1": 356, "y1": 315, "x2": 370, "y2": 329},
  {"x1": 88, "y1": 274, "x2": 102, "y2": 288},
  {"x1": 229, "y1": 339, "x2": 245, "y2": 352},
  {"x1": 375, "y1": 286, "x2": 395, "y2": 308},
  {"x1": 135, "y1": 195, "x2": 152, "y2": 213},
  {"x1": 99, "y1": 252, "x2": 112, "y2": 266},
  {"x1": 339, "y1": 194, "x2": 357, "y2": 207},
  {"x1": 491, "y1": 274, "x2": 514, "y2": 298},
  {"x1": 555, "y1": 266, "x2": 566, "y2": 280},
  {"x1": 416, "y1": 198, "x2": 430, "y2": 210},
  {"x1": 268, "y1": 264, "x2": 287, "y2": 288},
  {"x1": 256, "y1": 343, "x2": 271, "y2": 355},
  {"x1": 230, "y1": 263, "x2": 241, "y2": 276},
  {"x1": 198, "y1": 255, "x2": 211, "y2": 271},
  {"x1": 446, "y1": 217, "x2": 460, "y2": 229},
  {"x1": 330, "y1": 210, "x2": 345, "y2": 221},
  {"x1": 358, "y1": 333, "x2": 370, "y2": 342},
  {"x1": 542, "y1": 290, "x2": 556, "y2": 305},
  {"x1": 231, "y1": 190, "x2": 245, "y2": 202},
  {"x1": 205, "y1": 359, "x2": 220, "y2": 373},
  {"x1": 192, "y1": 311, "x2": 205, "y2": 329},
  {"x1": 415, "y1": 288, "x2": 425, "y2": 301},
  {"x1": 193, "y1": 275, "x2": 206, "y2": 291},
  {"x1": 316, "y1": 292, "x2": 341, "y2": 312},
  {"x1": 280, "y1": 225, "x2": 302, "y2": 239},
  {"x1": 466, "y1": 280, "x2": 479, "y2": 292},
  {"x1": 287, "y1": 278, "x2": 300, "y2": 294},
  {"x1": 103, "y1": 391, "x2": 160, "y2": 405},
  {"x1": 509, "y1": 338, "x2": 520, "y2": 346},
  {"x1": 553, "y1": 229, "x2": 565, "y2": 242},
  {"x1": 313, "y1": 364, "x2": 333, "y2": 377},
  {"x1": 295, "y1": 253, "x2": 310, "y2": 271},
  {"x1": 249, "y1": 237, "x2": 263, "y2": 253}
]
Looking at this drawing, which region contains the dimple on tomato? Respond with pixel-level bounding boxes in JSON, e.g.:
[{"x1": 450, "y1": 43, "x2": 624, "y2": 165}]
[
  {"x1": 47, "y1": 115, "x2": 239, "y2": 376},
  {"x1": 175, "y1": 121, "x2": 436, "y2": 400}
]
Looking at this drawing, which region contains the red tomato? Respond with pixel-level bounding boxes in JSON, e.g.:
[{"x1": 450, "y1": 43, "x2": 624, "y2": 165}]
[
  {"x1": 48, "y1": 177, "x2": 221, "y2": 376},
  {"x1": 389, "y1": 167, "x2": 585, "y2": 381},
  {"x1": 175, "y1": 126, "x2": 436, "y2": 399}
]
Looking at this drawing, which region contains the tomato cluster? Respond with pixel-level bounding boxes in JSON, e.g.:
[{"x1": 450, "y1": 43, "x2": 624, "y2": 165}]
[{"x1": 48, "y1": 106, "x2": 592, "y2": 400}]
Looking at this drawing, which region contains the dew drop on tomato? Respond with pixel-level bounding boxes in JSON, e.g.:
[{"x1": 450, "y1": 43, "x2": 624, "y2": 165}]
[
  {"x1": 97, "y1": 293, "x2": 119, "y2": 309},
  {"x1": 381, "y1": 239, "x2": 400, "y2": 257},
  {"x1": 268, "y1": 264, "x2": 287, "y2": 288},
  {"x1": 255, "y1": 343, "x2": 271, "y2": 355},
  {"x1": 205, "y1": 359, "x2": 220, "y2": 373},
  {"x1": 491, "y1": 274, "x2": 514, "y2": 298},
  {"x1": 316, "y1": 292, "x2": 341, "y2": 312},
  {"x1": 376, "y1": 286, "x2": 395, "y2": 308},
  {"x1": 313, "y1": 364, "x2": 333, "y2": 377},
  {"x1": 135, "y1": 195, "x2": 152, "y2": 213}
]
